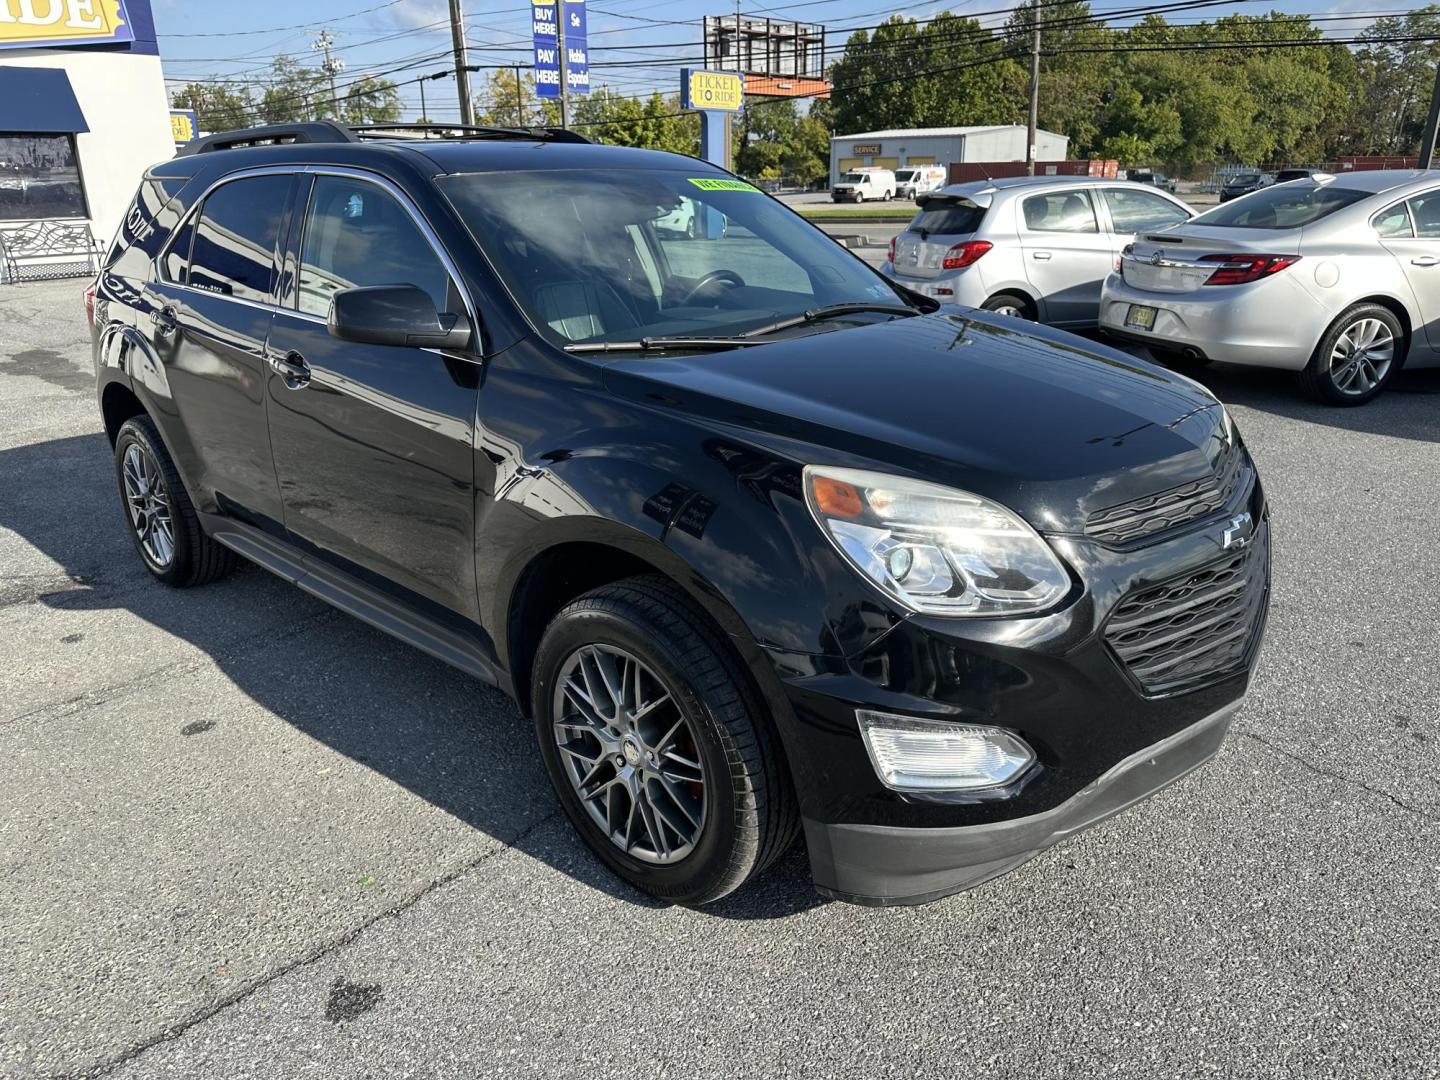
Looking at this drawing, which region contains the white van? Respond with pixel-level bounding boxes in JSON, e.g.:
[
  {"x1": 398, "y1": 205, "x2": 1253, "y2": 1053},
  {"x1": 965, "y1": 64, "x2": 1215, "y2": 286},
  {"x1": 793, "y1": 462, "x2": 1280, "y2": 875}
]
[
  {"x1": 895, "y1": 165, "x2": 947, "y2": 199},
  {"x1": 832, "y1": 167, "x2": 896, "y2": 203}
]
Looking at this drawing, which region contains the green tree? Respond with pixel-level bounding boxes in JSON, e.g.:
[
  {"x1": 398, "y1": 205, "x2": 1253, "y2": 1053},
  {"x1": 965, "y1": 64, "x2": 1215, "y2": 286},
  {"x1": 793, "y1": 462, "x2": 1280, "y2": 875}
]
[
  {"x1": 1355, "y1": 7, "x2": 1440, "y2": 153},
  {"x1": 478, "y1": 69, "x2": 537, "y2": 127},
  {"x1": 342, "y1": 75, "x2": 401, "y2": 125},
  {"x1": 258, "y1": 55, "x2": 330, "y2": 123},
  {"x1": 171, "y1": 83, "x2": 253, "y2": 132}
]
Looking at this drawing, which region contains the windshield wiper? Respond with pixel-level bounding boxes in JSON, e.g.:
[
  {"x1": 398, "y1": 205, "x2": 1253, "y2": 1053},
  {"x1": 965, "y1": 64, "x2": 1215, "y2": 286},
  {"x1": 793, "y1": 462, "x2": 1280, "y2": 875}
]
[
  {"x1": 738, "y1": 302, "x2": 923, "y2": 339},
  {"x1": 563, "y1": 335, "x2": 766, "y2": 354}
]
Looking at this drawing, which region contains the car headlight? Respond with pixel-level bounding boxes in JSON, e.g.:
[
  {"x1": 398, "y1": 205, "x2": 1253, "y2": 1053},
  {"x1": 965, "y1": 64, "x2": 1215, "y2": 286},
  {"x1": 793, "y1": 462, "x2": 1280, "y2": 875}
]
[{"x1": 803, "y1": 466, "x2": 1070, "y2": 617}]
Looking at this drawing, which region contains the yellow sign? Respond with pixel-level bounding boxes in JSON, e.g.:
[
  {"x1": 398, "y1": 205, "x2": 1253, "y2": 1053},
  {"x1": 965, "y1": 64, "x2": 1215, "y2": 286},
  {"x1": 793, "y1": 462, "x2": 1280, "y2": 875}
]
[
  {"x1": 170, "y1": 110, "x2": 198, "y2": 144},
  {"x1": 686, "y1": 70, "x2": 743, "y2": 113},
  {"x1": 0, "y1": 0, "x2": 133, "y2": 49}
]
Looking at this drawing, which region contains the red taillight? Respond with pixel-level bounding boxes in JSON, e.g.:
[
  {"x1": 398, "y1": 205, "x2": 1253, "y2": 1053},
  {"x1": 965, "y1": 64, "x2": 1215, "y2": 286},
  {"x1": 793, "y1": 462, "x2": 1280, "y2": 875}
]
[
  {"x1": 83, "y1": 283, "x2": 96, "y2": 328},
  {"x1": 1200, "y1": 253, "x2": 1300, "y2": 286},
  {"x1": 942, "y1": 240, "x2": 992, "y2": 270},
  {"x1": 887, "y1": 235, "x2": 897, "y2": 263},
  {"x1": 1117, "y1": 243, "x2": 1133, "y2": 275}
]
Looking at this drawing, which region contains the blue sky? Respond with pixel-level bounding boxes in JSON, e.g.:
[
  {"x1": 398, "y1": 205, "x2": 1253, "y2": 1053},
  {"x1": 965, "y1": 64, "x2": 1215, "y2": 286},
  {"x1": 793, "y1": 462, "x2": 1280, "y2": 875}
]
[{"x1": 152, "y1": 0, "x2": 1395, "y2": 122}]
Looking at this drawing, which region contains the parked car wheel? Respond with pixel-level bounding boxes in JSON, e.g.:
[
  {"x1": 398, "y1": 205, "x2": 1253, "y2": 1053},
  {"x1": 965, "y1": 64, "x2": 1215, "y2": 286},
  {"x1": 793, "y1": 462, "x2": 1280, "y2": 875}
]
[
  {"x1": 1299, "y1": 303, "x2": 1404, "y2": 406},
  {"x1": 982, "y1": 292, "x2": 1036, "y2": 320},
  {"x1": 532, "y1": 575, "x2": 798, "y2": 905},
  {"x1": 113, "y1": 416, "x2": 234, "y2": 587},
  {"x1": 853, "y1": 191, "x2": 864, "y2": 204}
]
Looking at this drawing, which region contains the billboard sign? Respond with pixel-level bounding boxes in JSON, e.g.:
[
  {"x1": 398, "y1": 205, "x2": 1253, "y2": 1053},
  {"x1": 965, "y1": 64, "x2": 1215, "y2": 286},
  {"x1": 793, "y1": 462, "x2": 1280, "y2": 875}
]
[
  {"x1": 564, "y1": 0, "x2": 588, "y2": 95},
  {"x1": 0, "y1": 0, "x2": 135, "y2": 50},
  {"x1": 169, "y1": 109, "x2": 198, "y2": 145},
  {"x1": 681, "y1": 69, "x2": 743, "y2": 112},
  {"x1": 531, "y1": 0, "x2": 560, "y2": 100}
]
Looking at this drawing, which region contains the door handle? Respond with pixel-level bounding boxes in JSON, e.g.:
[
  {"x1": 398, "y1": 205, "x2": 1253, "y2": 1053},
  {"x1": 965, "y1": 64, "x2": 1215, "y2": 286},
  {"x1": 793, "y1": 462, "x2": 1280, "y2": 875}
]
[
  {"x1": 267, "y1": 350, "x2": 311, "y2": 388},
  {"x1": 1412, "y1": 256, "x2": 1440, "y2": 267},
  {"x1": 1032, "y1": 251, "x2": 1053, "y2": 260},
  {"x1": 150, "y1": 305, "x2": 178, "y2": 336}
]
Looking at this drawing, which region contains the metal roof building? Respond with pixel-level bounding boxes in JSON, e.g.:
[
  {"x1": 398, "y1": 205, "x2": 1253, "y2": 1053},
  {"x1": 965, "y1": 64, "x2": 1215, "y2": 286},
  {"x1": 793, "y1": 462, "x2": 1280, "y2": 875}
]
[{"x1": 830, "y1": 125, "x2": 1069, "y2": 187}]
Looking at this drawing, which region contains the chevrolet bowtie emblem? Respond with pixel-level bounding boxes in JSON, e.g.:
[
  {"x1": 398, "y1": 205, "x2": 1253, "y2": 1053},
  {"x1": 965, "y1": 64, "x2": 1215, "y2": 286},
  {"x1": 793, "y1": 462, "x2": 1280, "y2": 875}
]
[{"x1": 1222, "y1": 512, "x2": 1253, "y2": 550}]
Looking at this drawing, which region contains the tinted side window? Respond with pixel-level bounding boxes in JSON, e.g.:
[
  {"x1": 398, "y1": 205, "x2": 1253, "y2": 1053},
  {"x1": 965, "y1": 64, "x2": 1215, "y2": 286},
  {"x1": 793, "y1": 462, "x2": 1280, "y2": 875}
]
[
  {"x1": 1407, "y1": 193, "x2": 1440, "y2": 239},
  {"x1": 298, "y1": 176, "x2": 451, "y2": 318},
  {"x1": 1374, "y1": 203, "x2": 1413, "y2": 238},
  {"x1": 1022, "y1": 190, "x2": 1098, "y2": 233},
  {"x1": 187, "y1": 175, "x2": 291, "y2": 302},
  {"x1": 1102, "y1": 188, "x2": 1189, "y2": 233},
  {"x1": 162, "y1": 213, "x2": 195, "y2": 284}
]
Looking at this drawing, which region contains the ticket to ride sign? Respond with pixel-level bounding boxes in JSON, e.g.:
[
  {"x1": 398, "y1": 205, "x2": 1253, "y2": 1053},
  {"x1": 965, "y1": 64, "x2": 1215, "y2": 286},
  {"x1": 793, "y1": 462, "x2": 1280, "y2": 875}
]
[
  {"x1": 0, "y1": 0, "x2": 135, "y2": 50},
  {"x1": 682, "y1": 69, "x2": 743, "y2": 113}
]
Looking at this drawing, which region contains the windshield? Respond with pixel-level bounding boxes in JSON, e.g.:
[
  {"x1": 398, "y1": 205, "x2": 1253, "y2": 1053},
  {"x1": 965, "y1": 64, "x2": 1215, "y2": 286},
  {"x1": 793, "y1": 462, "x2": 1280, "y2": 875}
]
[
  {"x1": 1227, "y1": 173, "x2": 1261, "y2": 185},
  {"x1": 439, "y1": 169, "x2": 911, "y2": 348},
  {"x1": 896, "y1": 170, "x2": 918, "y2": 182},
  {"x1": 910, "y1": 200, "x2": 986, "y2": 236},
  {"x1": 1190, "y1": 183, "x2": 1369, "y2": 229},
  {"x1": 839, "y1": 172, "x2": 867, "y2": 184}
]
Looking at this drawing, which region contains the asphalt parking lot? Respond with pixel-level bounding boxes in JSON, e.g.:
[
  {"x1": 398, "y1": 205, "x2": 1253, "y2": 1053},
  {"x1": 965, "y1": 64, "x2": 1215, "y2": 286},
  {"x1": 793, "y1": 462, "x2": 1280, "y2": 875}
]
[{"x1": 3, "y1": 277, "x2": 1438, "y2": 1079}]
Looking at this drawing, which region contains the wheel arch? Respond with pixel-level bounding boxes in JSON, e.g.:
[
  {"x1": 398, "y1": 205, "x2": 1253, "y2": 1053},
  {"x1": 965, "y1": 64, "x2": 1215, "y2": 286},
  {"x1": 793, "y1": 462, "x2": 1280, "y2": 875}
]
[{"x1": 1347, "y1": 294, "x2": 1414, "y2": 362}]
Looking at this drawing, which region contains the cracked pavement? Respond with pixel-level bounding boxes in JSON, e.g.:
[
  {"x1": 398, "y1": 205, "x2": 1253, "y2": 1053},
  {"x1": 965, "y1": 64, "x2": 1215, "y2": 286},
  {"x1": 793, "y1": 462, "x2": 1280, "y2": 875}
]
[{"x1": 2, "y1": 279, "x2": 1438, "y2": 1079}]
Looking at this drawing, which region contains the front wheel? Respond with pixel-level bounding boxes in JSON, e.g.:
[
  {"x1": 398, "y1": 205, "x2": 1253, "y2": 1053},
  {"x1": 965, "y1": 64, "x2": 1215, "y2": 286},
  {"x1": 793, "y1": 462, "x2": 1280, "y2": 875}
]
[
  {"x1": 532, "y1": 575, "x2": 798, "y2": 905},
  {"x1": 1299, "y1": 303, "x2": 1404, "y2": 405}
]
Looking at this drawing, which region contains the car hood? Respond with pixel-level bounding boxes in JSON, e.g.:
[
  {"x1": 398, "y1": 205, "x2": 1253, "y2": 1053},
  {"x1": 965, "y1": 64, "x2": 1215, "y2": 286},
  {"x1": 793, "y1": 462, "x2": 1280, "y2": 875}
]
[{"x1": 600, "y1": 312, "x2": 1229, "y2": 535}]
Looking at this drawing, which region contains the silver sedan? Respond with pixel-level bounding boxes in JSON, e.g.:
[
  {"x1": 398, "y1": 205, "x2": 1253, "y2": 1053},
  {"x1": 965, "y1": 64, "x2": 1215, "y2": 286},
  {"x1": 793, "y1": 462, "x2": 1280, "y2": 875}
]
[{"x1": 1100, "y1": 170, "x2": 1440, "y2": 405}]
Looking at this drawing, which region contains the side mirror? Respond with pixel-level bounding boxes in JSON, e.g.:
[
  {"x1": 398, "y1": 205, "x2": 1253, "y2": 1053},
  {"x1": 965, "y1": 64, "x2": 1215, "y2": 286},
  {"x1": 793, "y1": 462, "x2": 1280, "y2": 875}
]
[{"x1": 327, "y1": 284, "x2": 471, "y2": 350}]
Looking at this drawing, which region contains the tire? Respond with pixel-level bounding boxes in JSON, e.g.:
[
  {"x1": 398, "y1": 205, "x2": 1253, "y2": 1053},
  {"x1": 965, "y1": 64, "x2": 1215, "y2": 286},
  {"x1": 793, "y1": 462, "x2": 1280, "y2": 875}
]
[
  {"x1": 982, "y1": 292, "x2": 1036, "y2": 320},
  {"x1": 113, "y1": 415, "x2": 234, "y2": 587},
  {"x1": 1298, "y1": 303, "x2": 1405, "y2": 406},
  {"x1": 531, "y1": 574, "x2": 798, "y2": 905},
  {"x1": 853, "y1": 191, "x2": 863, "y2": 204}
]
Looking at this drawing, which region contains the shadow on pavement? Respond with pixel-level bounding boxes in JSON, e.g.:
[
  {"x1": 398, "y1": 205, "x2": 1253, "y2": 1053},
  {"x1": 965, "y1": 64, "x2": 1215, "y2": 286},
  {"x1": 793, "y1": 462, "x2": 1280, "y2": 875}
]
[{"x1": 3, "y1": 431, "x2": 825, "y2": 920}]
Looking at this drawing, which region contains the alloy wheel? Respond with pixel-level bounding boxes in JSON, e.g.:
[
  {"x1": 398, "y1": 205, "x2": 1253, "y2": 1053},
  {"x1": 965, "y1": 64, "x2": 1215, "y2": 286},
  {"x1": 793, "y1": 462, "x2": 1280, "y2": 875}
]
[
  {"x1": 1329, "y1": 317, "x2": 1394, "y2": 396},
  {"x1": 552, "y1": 644, "x2": 707, "y2": 865},
  {"x1": 121, "y1": 443, "x2": 175, "y2": 567}
]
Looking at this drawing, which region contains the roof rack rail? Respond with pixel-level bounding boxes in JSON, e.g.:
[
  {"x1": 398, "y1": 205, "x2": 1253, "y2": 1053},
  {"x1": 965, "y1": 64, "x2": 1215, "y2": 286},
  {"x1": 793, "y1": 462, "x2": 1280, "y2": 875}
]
[
  {"x1": 176, "y1": 121, "x2": 358, "y2": 157},
  {"x1": 176, "y1": 120, "x2": 590, "y2": 157},
  {"x1": 348, "y1": 123, "x2": 590, "y2": 144}
]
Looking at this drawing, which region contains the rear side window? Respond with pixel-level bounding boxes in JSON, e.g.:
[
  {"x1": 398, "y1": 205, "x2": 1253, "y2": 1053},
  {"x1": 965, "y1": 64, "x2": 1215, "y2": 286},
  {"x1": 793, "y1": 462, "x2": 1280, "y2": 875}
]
[
  {"x1": 186, "y1": 175, "x2": 292, "y2": 302},
  {"x1": 297, "y1": 176, "x2": 453, "y2": 318},
  {"x1": 1373, "y1": 203, "x2": 1413, "y2": 238},
  {"x1": 1407, "y1": 192, "x2": 1440, "y2": 239},
  {"x1": 162, "y1": 213, "x2": 195, "y2": 284},
  {"x1": 910, "y1": 200, "x2": 985, "y2": 235},
  {"x1": 1102, "y1": 188, "x2": 1190, "y2": 233},
  {"x1": 1022, "y1": 190, "x2": 1098, "y2": 233},
  {"x1": 1191, "y1": 184, "x2": 1369, "y2": 230}
]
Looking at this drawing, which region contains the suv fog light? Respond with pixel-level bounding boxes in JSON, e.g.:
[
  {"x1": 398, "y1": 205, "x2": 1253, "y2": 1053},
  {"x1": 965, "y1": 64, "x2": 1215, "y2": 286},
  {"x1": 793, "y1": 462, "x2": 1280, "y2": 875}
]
[{"x1": 857, "y1": 710, "x2": 1035, "y2": 792}]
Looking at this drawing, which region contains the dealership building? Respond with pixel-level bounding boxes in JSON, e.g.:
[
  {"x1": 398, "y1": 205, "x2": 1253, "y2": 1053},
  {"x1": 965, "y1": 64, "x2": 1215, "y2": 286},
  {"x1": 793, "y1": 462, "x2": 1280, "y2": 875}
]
[
  {"x1": 830, "y1": 125, "x2": 1070, "y2": 187},
  {"x1": 1, "y1": 0, "x2": 173, "y2": 252}
]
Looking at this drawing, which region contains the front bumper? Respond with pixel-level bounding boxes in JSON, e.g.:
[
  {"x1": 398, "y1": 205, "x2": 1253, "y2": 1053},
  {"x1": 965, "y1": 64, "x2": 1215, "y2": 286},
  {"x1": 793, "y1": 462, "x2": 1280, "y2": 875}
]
[{"x1": 806, "y1": 700, "x2": 1238, "y2": 905}]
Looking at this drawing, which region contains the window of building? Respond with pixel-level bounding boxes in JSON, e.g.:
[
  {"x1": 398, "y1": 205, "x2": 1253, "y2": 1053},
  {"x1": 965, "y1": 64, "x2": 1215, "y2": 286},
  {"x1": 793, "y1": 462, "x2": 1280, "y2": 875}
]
[
  {"x1": 0, "y1": 134, "x2": 87, "y2": 220},
  {"x1": 186, "y1": 175, "x2": 292, "y2": 303},
  {"x1": 297, "y1": 176, "x2": 452, "y2": 318}
]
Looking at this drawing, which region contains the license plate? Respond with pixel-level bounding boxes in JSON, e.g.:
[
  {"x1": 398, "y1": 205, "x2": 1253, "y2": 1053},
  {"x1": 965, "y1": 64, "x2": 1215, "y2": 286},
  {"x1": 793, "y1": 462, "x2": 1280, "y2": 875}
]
[{"x1": 1125, "y1": 304, "x2": 1158, "y2": 331}]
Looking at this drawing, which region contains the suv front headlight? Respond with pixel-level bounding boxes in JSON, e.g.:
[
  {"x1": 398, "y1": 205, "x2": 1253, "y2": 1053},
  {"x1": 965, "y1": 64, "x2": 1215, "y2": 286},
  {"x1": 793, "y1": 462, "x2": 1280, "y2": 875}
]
[{"x1": 803, "y1": 466, "x2": 1070, "y2": 617}]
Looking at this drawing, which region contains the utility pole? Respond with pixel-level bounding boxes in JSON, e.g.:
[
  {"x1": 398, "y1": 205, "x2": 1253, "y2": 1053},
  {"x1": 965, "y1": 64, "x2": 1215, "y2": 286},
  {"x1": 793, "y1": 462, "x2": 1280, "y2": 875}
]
[
  {"x1": 1026, "y1": 0, "x2": 1040, "y2": 176},
  {"x1": 312, "y1": 30, "x2": 345, "y2": 120},
  {"x1": 448, "y1": 0, "x2": 475, "y2": 126},
  {"x1": 1420, "y1": 64, "x2": 1440, "y2": 169},
  {"x1": 557, "y1": 0, "x2": 569, "y2": 128},
  {"x1": 514, "y1": 64, "x2": 524, "y2": 126}
]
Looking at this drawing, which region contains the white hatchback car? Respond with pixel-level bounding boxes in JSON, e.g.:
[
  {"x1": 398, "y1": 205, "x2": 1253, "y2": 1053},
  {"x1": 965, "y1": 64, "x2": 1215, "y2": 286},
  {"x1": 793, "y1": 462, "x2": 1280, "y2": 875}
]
[
  {"x1": 1101, "y1": 170, "x2": 1440, "y2": 404},
  {"x1": 880, "y1": 176, "x2": 1193, "y2": 327}
]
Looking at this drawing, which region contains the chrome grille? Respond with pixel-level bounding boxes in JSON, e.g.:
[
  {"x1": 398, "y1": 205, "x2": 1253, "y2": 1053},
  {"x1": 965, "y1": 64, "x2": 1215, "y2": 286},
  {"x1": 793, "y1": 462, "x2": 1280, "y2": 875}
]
[
  {"x1": 1087, "y1": 448, "x2": 1243, "y2": 546},
  {"x1": 1104, "y1": 519, "x2": 1269, "y2": 694}
]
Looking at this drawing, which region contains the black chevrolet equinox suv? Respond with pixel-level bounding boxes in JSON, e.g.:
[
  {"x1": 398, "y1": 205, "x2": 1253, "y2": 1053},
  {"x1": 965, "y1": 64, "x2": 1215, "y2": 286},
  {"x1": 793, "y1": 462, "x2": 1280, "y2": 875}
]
[{"x1": 90, "y1": 122, "x2": 1270, "y2": 906}]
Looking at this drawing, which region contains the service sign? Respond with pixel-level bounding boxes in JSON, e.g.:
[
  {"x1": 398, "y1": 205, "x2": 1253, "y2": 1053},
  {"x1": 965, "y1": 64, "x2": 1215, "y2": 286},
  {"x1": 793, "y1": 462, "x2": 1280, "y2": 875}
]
[
  {"x1": 850, "y1": 143, "x2": 882, "y2": 155},
  {"x1": 681, "y1": 69, "x2": 743, "y2": 113},
  {"x1": 0, "y1": 0, "x2": 135, "y2": 50},
  {"x1": 170, "y1": 109, "x2": 198, "y2": 145},
  {"x1": 531, "y1": 0, "x2": 560, "y2": 100}
]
